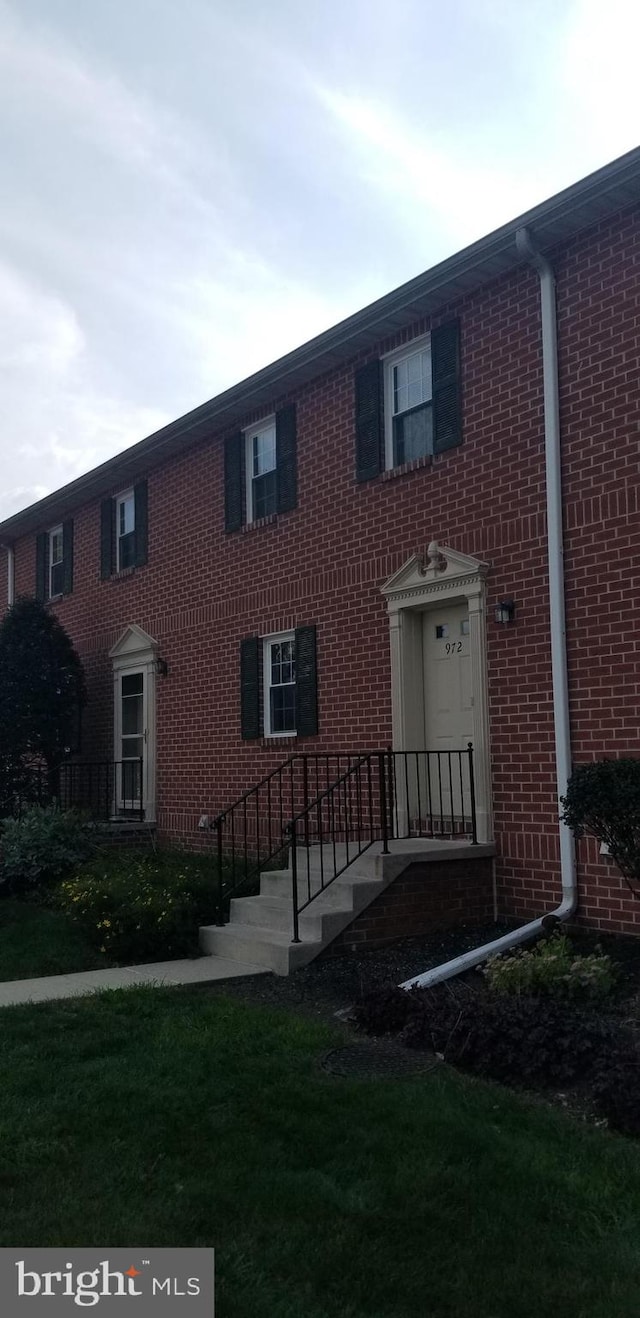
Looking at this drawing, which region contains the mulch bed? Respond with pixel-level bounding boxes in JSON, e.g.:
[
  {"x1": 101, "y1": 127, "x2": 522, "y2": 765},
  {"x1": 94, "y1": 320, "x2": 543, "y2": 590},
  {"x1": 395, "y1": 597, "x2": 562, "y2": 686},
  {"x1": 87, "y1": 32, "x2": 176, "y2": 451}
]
[{"x1": 197, "y1": 921, "x2": 517, "y2": 1022}]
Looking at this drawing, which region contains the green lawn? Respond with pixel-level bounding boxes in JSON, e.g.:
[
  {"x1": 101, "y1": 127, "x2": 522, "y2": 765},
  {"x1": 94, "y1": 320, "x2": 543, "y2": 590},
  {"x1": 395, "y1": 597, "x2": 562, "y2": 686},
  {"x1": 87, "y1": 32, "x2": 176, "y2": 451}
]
[
  {"x1": 0, "y1": 990, "x2": 639, "y2": 1317},
  {"x1": 0, "y1": 899, "x2": 109, "y2": 980}
]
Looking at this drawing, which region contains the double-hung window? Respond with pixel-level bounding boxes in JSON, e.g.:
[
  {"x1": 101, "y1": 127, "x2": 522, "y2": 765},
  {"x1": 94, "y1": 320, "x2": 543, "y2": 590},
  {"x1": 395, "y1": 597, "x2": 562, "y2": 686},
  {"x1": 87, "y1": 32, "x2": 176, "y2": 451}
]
[
  {"x1": 240, "y1": 626, "x2": 318, "y2": 740},
  {"x1": 48, "y1": 525, "x2": 64, "y2": 597},
  {"x1": 245, "y1": 419, "x2": 277, "y2": 522},
  {"x1": 263, "y1": 632, "x2": 296, "y2": 736},
  {"x1": 225, "y1": 407, "x2": 297, "y2": 532},
  {"x1": 384, "y1": 336, "x2": 433, "y2": 468},
  {"x1": 35, "y1": 521, "x2": 73, "y2": 601},
  {"x1": 354, "y1": 321, "x2": 461, "y2": 482},
  {"x1": 100, "y1": 481, "x2": 148, "y2": 579},
  {"x1": 116, "y1": 490, "x2": 136, "y2": 571}
]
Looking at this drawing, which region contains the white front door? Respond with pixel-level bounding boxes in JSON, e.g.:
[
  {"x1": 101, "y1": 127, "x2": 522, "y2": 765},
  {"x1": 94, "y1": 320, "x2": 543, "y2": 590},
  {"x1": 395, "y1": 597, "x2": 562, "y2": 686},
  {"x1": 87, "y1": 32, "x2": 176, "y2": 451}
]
[
  {"x1": 116, "y1": 668, "x2": 148, "y2": 813},
  {"x1": 423, "y1": 603, "x2": 473, "y2": 750},
  {"x1": 422, "y1": 603, "x2": 473, "y2": 827}
]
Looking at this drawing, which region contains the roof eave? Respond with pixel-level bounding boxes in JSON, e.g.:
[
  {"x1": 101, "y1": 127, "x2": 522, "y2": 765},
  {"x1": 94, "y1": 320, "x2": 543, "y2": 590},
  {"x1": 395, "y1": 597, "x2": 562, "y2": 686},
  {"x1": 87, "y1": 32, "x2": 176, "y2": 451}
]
[{"x1": 2, "y1": 142, "x2": 640, "y2": 541}]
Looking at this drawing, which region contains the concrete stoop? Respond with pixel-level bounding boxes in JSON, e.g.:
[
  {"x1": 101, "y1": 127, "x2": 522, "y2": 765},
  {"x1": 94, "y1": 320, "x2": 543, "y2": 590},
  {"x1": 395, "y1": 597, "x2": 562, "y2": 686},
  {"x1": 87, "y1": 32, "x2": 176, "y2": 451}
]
[{"x1": 199, "y1": 839, "x2": 495, "y2": 976}]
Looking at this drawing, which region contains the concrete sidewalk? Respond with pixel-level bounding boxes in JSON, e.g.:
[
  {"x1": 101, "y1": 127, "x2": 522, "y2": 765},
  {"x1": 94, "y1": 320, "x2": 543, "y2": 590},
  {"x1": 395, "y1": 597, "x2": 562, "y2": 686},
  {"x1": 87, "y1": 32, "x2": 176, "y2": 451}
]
[{"x1": 0, "y1": 955, "x2": 267, "y2": 1008}]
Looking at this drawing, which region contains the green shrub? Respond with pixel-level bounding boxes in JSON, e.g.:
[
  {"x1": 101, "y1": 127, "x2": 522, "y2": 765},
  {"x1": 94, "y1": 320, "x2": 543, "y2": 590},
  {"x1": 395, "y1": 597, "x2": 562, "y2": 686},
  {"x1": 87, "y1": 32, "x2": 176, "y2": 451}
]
[
  {"x1": 54, "y1": 850, "x2": 220, "y2": 963},
  {"x1": 482, "y1": 932, "x2": 616, "y2": 1002},
  {"x1": 0, "y1": 805, "x2": 98, "y2": 894},
  {"x1": 561, "y1": 758, "x2": 640, "y2": 893}
]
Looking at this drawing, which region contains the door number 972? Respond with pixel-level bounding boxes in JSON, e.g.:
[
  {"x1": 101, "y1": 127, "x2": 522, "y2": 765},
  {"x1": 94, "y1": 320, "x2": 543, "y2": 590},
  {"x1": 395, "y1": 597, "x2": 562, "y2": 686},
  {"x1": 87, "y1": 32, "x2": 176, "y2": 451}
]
[{"x1": 445, "y1": 642, "x2": 463, "y2": 654}]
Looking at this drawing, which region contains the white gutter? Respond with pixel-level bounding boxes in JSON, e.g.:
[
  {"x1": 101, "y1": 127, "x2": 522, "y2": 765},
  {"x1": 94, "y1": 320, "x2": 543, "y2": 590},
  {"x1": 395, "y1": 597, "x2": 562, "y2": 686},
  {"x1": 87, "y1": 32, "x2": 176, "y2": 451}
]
[
  {"x1": 401, "y1": 227, "x2": 577, "y2": 991},
  {"x1": 1, "y1": 542, "x2": 15, "y2": 607}
]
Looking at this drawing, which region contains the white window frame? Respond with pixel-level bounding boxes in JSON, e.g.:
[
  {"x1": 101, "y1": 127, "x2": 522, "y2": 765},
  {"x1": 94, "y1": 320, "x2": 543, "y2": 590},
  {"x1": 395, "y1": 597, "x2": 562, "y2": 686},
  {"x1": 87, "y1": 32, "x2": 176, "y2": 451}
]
[
  {"x1": 115, "y1": 489, "x2": 135, "y2": 572},
  {"x1": 383, "y1": 334, "x2": 432, "y2": 470},
  {"x1": 262, "y1": 630, "x2": 297, "y2": 738},
  {"x1": 244, "y1": 417, "x2": 276, "y2": 524},
  {"x1": 48, "y1": 524, "x2": 64, "y2": 598}
]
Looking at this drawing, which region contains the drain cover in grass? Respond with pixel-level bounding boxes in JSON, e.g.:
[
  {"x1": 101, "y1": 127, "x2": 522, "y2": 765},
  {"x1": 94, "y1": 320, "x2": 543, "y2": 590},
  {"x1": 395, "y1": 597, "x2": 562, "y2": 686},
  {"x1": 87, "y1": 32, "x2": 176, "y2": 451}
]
[{"x1": 322, "y1": 1039, "x2": 438, "y2": 1079}]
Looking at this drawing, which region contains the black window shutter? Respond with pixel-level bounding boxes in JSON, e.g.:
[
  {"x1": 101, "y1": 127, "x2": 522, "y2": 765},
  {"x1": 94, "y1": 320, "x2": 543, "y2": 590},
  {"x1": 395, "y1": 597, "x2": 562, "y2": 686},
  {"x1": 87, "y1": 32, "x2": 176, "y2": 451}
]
[
  {"x1": 295, "y1": 625, "x2": 318, "y2": 737},
  {"x1": 240, "y1": 636, "x2": 261, "y2": 740},
  {"x1": 100, "y1": 499, "x2": 114, "y2": 579},
  {"x1": 355, "y1": 359, "x2": 383, "y2": 482},
  {"x1": 432, "y1": 320, "x2": 462, "y2": 454},
  {"x1": 275, "y1": 404, "x2": 297, "y2": 513},
  {"x1": 224, "y1": 433, "x2": 244, "y2": 532},
  {"x1": 62, "y1": 520, "x2": 74, "y2": 595},
  {"x1": 35, "y1": 532, "x2": 47, "y2": 602},
  {"x1": 134, "y1": 480, "x2": 148, "y2": 566}
]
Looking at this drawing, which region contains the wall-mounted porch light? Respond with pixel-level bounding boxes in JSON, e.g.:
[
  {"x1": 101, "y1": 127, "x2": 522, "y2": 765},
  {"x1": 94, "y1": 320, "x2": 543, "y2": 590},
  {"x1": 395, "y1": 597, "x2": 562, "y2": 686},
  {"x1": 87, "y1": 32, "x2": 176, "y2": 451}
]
[
  {"x1": 154, "y1": 657, "x2": 169, "y2": 677},
  {"x1": 494, "y1": 599, "x2": 515, "y2": 625}
]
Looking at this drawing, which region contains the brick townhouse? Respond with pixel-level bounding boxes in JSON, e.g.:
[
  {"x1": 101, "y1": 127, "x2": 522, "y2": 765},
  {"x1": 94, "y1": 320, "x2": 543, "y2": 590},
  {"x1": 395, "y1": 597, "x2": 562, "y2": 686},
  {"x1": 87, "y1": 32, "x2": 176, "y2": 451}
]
[{"x1": 2, "y1": 145, "x2": 640, "y2": 958}]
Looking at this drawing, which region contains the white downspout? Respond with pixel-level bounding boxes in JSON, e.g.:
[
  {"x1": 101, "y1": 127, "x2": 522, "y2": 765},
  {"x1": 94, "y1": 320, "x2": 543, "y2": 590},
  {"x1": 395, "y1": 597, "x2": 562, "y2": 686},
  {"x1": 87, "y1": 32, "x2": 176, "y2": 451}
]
[
  {"x1": 401, "y1": 228, "x2": 577, "y2": 991},
  {"x1": 1, "y1": 543, "x2": 15, "y2": 607}
]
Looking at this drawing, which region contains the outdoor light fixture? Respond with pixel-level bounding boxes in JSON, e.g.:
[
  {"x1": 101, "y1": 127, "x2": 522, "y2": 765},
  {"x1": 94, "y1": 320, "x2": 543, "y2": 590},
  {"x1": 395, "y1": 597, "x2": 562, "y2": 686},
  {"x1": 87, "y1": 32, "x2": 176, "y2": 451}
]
[
  {"x1": 494, "y1": 599, "x2": 515, "y2": 625},
  {"x1": 154, "y1": 657, "x2": 169, "y2": 677}
]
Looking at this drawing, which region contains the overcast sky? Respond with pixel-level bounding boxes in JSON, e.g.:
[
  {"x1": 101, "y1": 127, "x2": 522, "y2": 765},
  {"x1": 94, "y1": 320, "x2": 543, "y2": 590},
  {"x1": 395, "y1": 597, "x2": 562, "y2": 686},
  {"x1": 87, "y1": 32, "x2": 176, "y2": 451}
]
[{"x1": 1, "y1": 0, "x2": 639, "y2": 520}]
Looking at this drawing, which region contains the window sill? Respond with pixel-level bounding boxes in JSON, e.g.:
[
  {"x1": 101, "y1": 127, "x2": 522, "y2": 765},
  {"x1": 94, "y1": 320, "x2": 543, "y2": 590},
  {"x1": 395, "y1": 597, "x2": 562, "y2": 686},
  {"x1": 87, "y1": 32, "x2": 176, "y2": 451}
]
[
  {"x1": 382, "y1": 454, "x2": 433, "y2": 481},
  {"x1": 259, "y1": 735, "x2": 297, "y2": 747},
  {"x1": 242, "y1": 513, "x2": 278, "y2": 534},
  {"x1": 47, "y1": 593, "x2": 65, "y2": 604},
  {"x1": 108, "y1": 566, "x2": 137, "y2": 583}
]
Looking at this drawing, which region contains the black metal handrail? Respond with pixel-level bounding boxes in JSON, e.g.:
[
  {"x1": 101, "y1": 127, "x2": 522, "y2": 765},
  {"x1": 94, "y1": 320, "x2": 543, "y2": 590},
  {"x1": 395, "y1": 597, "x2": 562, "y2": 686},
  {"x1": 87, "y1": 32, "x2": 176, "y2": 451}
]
[
  {"x1": 11, "y1": 759, "x2": 144, "y2": 821},
  {"x1": 211, "y1": 746, "x2": 478, "y2": 934},
  {"x1": 389, "y1": 745, "x2": 478, "y2": 846},
  {"x1": 286, "y1": 752, "x2": 389, "y2": 942},
  {"x1": 285, "y1": 745, "x2": 477, "y2": 941},
  {"x1": 211, "y1": 753, "x2": 368, "y2": 924}
]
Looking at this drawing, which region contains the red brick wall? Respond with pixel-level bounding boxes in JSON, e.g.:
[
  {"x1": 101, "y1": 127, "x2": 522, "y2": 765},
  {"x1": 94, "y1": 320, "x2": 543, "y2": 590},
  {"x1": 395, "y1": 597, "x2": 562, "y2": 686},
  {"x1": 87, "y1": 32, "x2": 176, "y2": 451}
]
[
  {"x1": 322, "y1": 858, "x2": 495, "y2": 954},
  {"x1": 3, "y1": 203, "x2": 640, "y2": 934}
]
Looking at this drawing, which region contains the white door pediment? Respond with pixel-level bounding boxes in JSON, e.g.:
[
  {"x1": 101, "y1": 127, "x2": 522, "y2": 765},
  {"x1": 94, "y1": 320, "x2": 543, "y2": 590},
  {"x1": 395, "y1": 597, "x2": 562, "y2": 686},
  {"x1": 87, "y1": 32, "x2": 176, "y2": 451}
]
[
  {"x1": 109, "y1": 624, "x2": 158, "y2": 662},
  {"x1": 382, "y1": 542, "x2": 489, "y2": 611}
]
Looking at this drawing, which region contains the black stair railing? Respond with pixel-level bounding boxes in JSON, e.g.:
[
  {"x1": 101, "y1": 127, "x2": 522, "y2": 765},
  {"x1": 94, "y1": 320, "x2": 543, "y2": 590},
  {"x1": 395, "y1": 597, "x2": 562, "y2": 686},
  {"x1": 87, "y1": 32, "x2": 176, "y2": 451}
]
[
  {"x1": 211, "y1": 746, "x2": 478, "y2": 937},
  {"x1": 13, "y1": 759, "x2": 144, "y2": 821},
  {"x1": 285, "y1": 745, "x2": 477, "y2": 942},
  {"x1": 286, "y1": 752, "x2": 389, "y2": 942},
  {"x1": 210, "y1": 753, "x2": 368, "y2": 925}
]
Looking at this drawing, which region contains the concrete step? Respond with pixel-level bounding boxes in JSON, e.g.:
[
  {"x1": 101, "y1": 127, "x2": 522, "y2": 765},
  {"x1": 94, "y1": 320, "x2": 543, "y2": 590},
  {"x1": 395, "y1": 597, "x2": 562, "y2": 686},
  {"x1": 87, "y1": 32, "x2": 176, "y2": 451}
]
[
  {"x1": 259, "y1": 867, "x2": 383, "y2": 905},
  {"x1": 199, "y1": 922, "x2": 321, "y2": 976},
  {"x1": 228, "y1": 893, "x2": 356, "y2": 942},
  {"x1": 200, "y1": 837, "x2": 495, "y2": 976}
]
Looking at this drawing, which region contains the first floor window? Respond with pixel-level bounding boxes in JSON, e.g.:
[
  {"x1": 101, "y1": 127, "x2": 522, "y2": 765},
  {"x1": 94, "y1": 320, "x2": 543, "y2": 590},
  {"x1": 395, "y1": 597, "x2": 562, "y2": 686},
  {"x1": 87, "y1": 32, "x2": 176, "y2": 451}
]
[
  {"x1": 116, "y1": 490, "x2": 136, "y2": 570},
  {"x1": 384, "y1": 336, "x2": 433, "y2": 468},
  {"x1": 48, "y1": 525, "x2": 64, "y2": 597},
  {"x1": 245, "y1": 419, "x2": 277, "y2": 521},
  {"x1": 240, "y1": 626, "x2": 317, "y2": 740},
  {"x1": 264, "y1": 633, "x2": 296, "y2": 736}
]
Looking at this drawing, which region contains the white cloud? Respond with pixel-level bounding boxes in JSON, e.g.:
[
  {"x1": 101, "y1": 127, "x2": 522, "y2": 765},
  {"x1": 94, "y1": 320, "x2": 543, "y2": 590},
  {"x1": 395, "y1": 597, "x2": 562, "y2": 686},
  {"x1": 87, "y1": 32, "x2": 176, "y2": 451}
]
[
  {"x1": 0, "y1": 263, "x2": 84, "y2": 374},
  {"x1": 312, "y1": 88, "x2": 546, "y2": 253},
  {"x1": 0, "y1": 260, "x2": 168, "y2": 519},
  {"x1": 558, "y1": 0, "x2": 640, "y2": 159}
]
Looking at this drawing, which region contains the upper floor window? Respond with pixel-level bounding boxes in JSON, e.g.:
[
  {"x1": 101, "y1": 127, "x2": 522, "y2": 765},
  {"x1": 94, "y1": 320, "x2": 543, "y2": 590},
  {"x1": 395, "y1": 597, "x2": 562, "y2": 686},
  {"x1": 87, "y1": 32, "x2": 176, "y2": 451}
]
[
  {"x1": 35, "y1": 521, "x2": 73, "y2": 601},
  {"x1": 224, "y1": 405, "x2": 297, "y2": 532},
  {"x1": 384, "y1": 338, "x2": 433, "y2": 468},
  {"x1": 245, "y1": 419, "x2": 277, "y2": 522},
  {"x1": 116, "y1": 490, "x2": 136, "y2": 571},
  {"x1": 100, "y1": 480, "x2": 148, "y2": 580},
  {"x1": 49, "y1": 525, "x2": 64, "y2": 598},
  {"x1": 354, "y1": 320, "x2": 462, "y2": 483}
]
